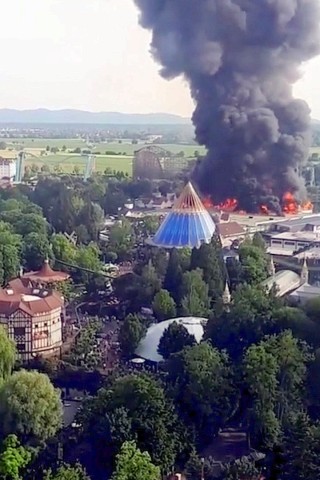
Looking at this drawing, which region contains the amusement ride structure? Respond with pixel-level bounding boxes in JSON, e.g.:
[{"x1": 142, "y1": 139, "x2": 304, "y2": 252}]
[{"x1": 150, "y1": 181, "x2": 216, "y2": 249}]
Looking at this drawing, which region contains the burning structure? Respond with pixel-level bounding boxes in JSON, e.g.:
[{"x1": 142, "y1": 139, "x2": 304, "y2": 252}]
[{"x1": 134, "y1": 0, "x2": 320, "y2": 213}]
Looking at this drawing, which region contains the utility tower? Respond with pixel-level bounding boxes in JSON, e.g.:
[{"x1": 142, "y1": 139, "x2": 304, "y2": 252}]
[
  {"x1": 83, "y1": 136, "x2": 95, "y2": 181},
  {"x1": 15, "y1": 151, "x2": 25, "y2": 183}
]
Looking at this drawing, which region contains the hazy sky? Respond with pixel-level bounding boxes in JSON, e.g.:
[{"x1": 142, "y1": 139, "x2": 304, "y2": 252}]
[{"x1": 1, "y1": 0, "x2": 320, "y2": 118}]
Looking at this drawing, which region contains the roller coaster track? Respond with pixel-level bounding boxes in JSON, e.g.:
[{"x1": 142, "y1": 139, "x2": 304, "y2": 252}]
[{"x1": 55, "y1": 258, "x2": 115, "y2": 279}]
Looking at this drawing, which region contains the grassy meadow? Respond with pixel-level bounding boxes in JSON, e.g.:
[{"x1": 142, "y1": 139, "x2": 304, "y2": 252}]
[{"x1": 4, "y1": 138, "x2": 206, "y2": 176}]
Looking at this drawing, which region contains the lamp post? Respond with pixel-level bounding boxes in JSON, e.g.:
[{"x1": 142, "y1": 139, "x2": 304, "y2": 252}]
[{"x1": 201, "y1": 457, "x2": 205, "y2": 480}]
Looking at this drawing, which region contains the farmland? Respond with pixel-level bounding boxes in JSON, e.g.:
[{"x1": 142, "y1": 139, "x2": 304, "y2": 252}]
[{"x1": 4, "y1": 138, "x2": 206, "y2": 176}]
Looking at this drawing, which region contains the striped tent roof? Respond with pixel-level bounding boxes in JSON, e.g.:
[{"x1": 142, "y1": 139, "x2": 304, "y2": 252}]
[{"x1": 151, "y1": 182, "x2": 216, "y2": 248}]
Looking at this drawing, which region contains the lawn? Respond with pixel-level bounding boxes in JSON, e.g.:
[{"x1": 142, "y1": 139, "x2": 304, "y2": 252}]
[
  {"x1": 6, "y1": 138, "x2": 206, "y2": 156},
  {"x1": 25, "y1": 154, "x2": 133, "y2": 175},
  {"x1": 5, "y1": 137, "x2": 206, "y2": 176}
]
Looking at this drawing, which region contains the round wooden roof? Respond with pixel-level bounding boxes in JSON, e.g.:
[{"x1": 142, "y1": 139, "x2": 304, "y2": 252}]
[{"x1": 22, "y1": 259, "x2": 70, "y2": 283}]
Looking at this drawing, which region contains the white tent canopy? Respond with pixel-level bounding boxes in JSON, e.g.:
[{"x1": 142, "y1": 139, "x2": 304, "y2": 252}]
[{"x1": 135, "y1": 316, "x2": 207, "y2": 362}]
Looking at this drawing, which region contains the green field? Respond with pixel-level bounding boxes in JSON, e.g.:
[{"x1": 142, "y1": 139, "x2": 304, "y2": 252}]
[
  {"x1": 25, "y1": 153, "x2": 133, "y2": 175},
  {"x1": 6, "y1": 137, "x2": 320, "y2": 175},
  {"x1": 3, "y1": 138, "x2": 206, "y2": 176},
  {"x1": 7, "y1": 138, "x2": 205, "y2": 156}
]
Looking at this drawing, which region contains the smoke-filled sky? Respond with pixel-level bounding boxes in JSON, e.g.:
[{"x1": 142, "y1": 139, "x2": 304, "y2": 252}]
[
  {"x1": 0, "y1": 0, "x2": 320, "y2": 118},
  {"x1": 134, "y1": 0, "x2": 320, "y2": 210}
]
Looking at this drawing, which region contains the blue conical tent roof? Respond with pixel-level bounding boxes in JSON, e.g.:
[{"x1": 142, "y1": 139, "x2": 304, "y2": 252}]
[{"x1": 151, "y1": 182, "x2": 216, "y2": 248}]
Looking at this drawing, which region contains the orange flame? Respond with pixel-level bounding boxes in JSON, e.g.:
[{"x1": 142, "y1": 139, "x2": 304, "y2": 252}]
[
  {"x1": 260, "y1": 205, "x2": 269, "y2": 215},
  {"x1": 202, "y1": 197, "x2": 214, "y2": 209},
  {"x1": 282, "y1": 192, "x2": 313, "y2": 215},
  {"x1": 202, "y1": 197, "x2": 238, "y2": 212},
  {"x1": 203, "y1": 192, "x2": 313, "y2": 215},
  {"x1": 282, "y1": 192, "x2": 298, "y2": 214},
  {"x1": 301, "y1": 200, "x2": 313, "y2": 212}
]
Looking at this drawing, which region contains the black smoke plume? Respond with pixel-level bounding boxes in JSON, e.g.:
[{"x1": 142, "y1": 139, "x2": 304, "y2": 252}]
[{"x1": 134, "y1": 0, "x2": 320, "y2": 212}]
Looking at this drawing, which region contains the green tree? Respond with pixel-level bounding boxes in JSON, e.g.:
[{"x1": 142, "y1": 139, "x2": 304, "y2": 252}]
[
  {"x1": 209, "y1": 284, "x2": 279, "y2": 359},
  {"x1": 0, "y1": 370, "x2": 62, "y2": 442},
  {"x1": 244, "y1": 331, "x2": 311, "y2": 447},
  {"x1": 282, "y1": 412, "x2": 320, "y2": 480},
  {"x1": 239, "y1": 239, "x2": 269, "y2": 285},
  {"x1": 111, "y1": 441, "x2": 160, "y2": 480},
  {"x1": 0, "y1": 326, "x2": 16, "y2": 382},
  {"x1": 167, "y1": 343, "x2": 234, "y2": 443},
  {"x1": 222, "y1": 458, "x2": 261, "y2": 480},
  {"x1": 51, "y1": 233, "x2": 76, "y2": 265},
  {"x1": 180, "y1": 269, "x2": 210, "y2": 317},
  {"x1": 118, "y1": 314, "x2": 147, "y2": 356},
  {"x1": 158, "y1": 321, "x2": 196, "y2": 359},
  {"x1": 164, "y1": 249, "x2": 183, "y2": 302},
  {"x1": 74, "y1": 243, "x2": 102, "y2": 284},
  {"x1": 184, "y1": 449, "x2": 203, "y2": 480},
  {"x1": 109, "y1": 220, "x2": 134, "y2": 261},
  {"x1": 22, "y1": 232, "x2": 51, "y2": 271},
  {"x1": 273, "y1": 306, "x2": 319, "y2": 346},
  {"x1": 12, "y1": 213, "x2": 48, "y2": 237},
  {"x1": 263, "y1": 331, "x2": 311, "y2": 422},
  {"x1": 304, "y1": 296, "x2": 320, "y2": 326},
  {"x1": 244, "y1": 344, "x2": 280, "y2": 447},
  {"x1": 142, "y1": 216, "x2": 159, "y2": 236},
  {"x1": 0, "y1": 435, "x2": 31, "y2": 480},
  {"x1": 252, "y1": 232, "x2": 266, "y2": 250},
  {"x1": 44, "y1": 463, "x2": 90, "y2": 480},
  {"x1": 152, "y1": 289, "x2": 176, "y2": 321},
  {"x1": 139, "y1": 261, "x2": 161, "y2": 306},
  {"x1": 32, "y1": 178, "x2": 76, "y2": 234},
  {"x1": 0, "y1": 225, "x2": 22, "y2": 284},
  {"x1": 82, "y1": 374, "x2": 181, "y2": 471},
  {"x1": 78, "y1": 201, "x2": 104, "y2": 242},
  {"x1": 1, "y1": 244, "x2": 20, "y2": 284},
  {"x1": 190, "y1": 236, "x2": 225, "y2": 300}
]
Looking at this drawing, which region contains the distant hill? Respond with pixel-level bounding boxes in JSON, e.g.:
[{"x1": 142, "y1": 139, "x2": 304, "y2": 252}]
[{"x1": 0, "y1": 109, "x2": 191, "y2": 125}]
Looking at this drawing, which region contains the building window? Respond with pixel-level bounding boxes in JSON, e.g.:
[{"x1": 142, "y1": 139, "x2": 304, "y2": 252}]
[
  {"x1": 17, "y1": 343, "x2": 25, "y2": 352},
  {"x1": 35, "y1": 324, "x2": 38, "y2": 329},
  {"x1": 44, "y1": 323, "x2": 48, "y2": 327},
  {"x1": 14, "y1": 327, "x2": 25, "y2": 337}
]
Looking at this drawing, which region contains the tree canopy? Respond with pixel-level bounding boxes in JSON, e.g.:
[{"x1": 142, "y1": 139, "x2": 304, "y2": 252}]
[
  {"x1": 0, "y1": 434, "x2": 31, "y2": 480},
  {"x1": 152, "y1": 289, "x2": 176, "y2": 322},
  {"x1": 118, "y1": 315, "x2": 147, "y2": 357},
  {"x1": 0, "y1": 370, "x2": 62, "y2": 442},
  {"x1": 0, "y1": 326, "x2": 16, "y2": 382},
  {"x1": 44, "y1": 464, "x2": 90, "y2": 480},
  {"x1": 111, "y1": 441, "x2": 160, "y2": 480},
  {"x1": 158, "y1": 321, "x2": 196, "y2": 359}
]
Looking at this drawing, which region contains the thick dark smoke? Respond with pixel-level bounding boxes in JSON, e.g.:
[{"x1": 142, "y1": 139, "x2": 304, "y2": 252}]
[{"x1": 134, "y1": 0, "x2": 320, "y2": 211}]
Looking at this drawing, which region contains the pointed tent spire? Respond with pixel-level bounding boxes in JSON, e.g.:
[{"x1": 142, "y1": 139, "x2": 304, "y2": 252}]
[
  {"x1": 222, "y1": 281, "x2": 231, "y2": 305},
  {"x1": 151, "y1": 181, "x2": 216, "y2": 249},
  {"x1": 300, "y1": 255, "x2": 309, "y2": 285}
]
